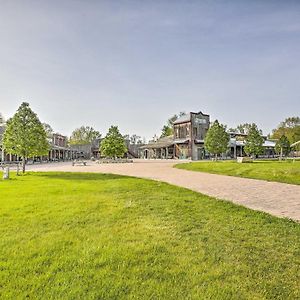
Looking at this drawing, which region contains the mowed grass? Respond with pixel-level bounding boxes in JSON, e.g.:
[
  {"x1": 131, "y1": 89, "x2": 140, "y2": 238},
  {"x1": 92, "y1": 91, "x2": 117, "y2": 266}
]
[
  {"x1": 0, "y1": 172, "x2": 299, "y2": 299},
  {"x1": 175, "y1": 160, "x2": 300, "y2": 185}
]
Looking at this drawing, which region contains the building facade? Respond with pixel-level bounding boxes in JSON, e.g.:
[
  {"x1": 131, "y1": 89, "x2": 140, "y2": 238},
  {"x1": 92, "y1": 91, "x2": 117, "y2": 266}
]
[
  {"x1": 69, "y1": 138, "x2": 101, "y2": 159},
  {"x1": 173, "y1": 111, "x2": 210, "y2": 160},
  {"x1": 229, "y1": 132, "x2": 276, "y2": 158},
  {"x1": 141, "y1": 111, "x2": 210, "y2": 160},
  {"x1": 49, "y1": 133, "x2": 78, "y2": 161},
  {"x1": 141, "y1": 111, "x2": 277, "y2": 160}
]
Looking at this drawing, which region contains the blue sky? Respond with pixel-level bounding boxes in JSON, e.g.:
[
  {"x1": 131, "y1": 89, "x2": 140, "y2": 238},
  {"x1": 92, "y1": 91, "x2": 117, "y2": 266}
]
[{"x1": 0, "y1": 0, "x2": 299, "y2": 139}]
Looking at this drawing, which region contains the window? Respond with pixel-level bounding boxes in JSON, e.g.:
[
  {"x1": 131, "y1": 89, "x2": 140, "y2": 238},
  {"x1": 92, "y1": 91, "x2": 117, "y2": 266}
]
[{"x1": 193, "y1": 127, "x2": 198, "y2": 137}]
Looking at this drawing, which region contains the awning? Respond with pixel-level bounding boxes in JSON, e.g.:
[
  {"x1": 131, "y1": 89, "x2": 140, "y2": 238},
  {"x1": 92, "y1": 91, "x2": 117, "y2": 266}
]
[
  {"x1": 140, "y1": 141, "x2": 174, "y2": 149},
  {"x1": 140, "y1": 135, "x2": 174, "y2": 150},
  {"x1": 173, "y1": 138, "x2": 189, "y2": 144}
]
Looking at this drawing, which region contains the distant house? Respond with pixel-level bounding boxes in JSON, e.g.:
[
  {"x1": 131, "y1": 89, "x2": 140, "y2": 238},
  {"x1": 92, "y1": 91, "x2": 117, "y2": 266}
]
[{"x1": 228, "y1": 132, "x2": 276, "y2": 158}]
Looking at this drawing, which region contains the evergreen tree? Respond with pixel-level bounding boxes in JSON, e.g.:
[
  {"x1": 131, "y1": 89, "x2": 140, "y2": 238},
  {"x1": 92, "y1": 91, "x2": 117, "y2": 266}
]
[
  {"x1": 275, "y1": 135, "x2": 290, "y2": 159},
  {"x1": 100, "y1": 126, "x2": 127, "y2": 158},
  {"x1": 3, "y1": 102, "x2": 49, "y2": 172},
  {"x1": 204, "y1": 120, "x2": 229, "y2": 159},
  {"x1": 244, "y1": 124, "x2": 264, "y2": 158}
]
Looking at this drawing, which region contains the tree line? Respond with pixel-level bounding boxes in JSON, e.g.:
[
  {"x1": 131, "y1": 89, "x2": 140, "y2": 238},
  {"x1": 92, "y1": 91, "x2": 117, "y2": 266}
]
[
  {"x1": 1, "y1": 103, "x2": 131, "y2": 172},
  {"x1": 1, "y1": 103, "x2": 299, "y2": 173}
]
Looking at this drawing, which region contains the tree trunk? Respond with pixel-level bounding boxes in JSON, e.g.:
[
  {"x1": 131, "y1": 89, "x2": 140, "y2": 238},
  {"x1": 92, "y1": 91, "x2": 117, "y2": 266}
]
[
  {"x1": 215, "y1": 153, "x2": 218, "y2": 161},
  {"x1": 22, "y1": 156, "x2": 26, "y2": 173},
  {"x1": 16, "y1": 163, "x2": 20, "y2": 176},
  {"x1": 279, "y1": 147, "x2": 283, "y2": 161}
]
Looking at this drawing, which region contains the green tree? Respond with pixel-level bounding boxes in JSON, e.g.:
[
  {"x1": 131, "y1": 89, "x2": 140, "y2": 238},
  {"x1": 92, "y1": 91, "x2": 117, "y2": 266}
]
[
  {"x1": 100, "y1": 126, "x2": 127, "y2": 158},
  {"x1": 244, "y1": 124, "x2": 264, "y2": 158},
  {"x1": 129, "y1": 134, "x2": 142, "y2": 145},
  {"x1": 204, "y1": 120, "x2": 229, "y2": 159},
  {"x1": 123, "y1": 134, "x2": 142, "y2": 145},
  {"x1": 3, "y1": 102, "x2": 49, "y2": 173},
  {"x1": 69, "y1": 126, "x2": 101, "y2": 145},
  {"x1": 275, "y1": 135, "x2": 290, "y2": 159},
  {"x1": 230, "y1": 123, "x2": 263, "y2": 135},
  {"x1": 161, "y1": 125, "x2": 173, "y2": 138},
  {"x1": 271, "y1": 117, "x2": 300, "y2": 144},
  {"x1": 160, "y1": 112, "x2": 186, "y2": 138},
  {"x1": 42, "y1": 123, "x2": 54, "y2": 138},
  {"x1": 236, "y1": 123, "x2": 252, "y2": 134}
]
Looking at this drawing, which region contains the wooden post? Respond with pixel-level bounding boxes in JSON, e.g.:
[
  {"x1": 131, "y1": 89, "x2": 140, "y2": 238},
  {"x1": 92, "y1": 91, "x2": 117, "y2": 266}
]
[{"x1": 1, "y1": 148, "x2": 4, "y2": 162}]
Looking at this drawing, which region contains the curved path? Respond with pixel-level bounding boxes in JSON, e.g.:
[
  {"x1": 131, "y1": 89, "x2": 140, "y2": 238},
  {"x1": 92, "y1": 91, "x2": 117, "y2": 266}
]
[{"x1": 28, "y1": 160, "x2": 300, "y2": 222}]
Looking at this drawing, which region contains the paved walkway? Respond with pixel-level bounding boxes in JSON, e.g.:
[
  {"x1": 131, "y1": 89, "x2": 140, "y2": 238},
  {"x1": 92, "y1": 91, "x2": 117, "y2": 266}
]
[{"x1": 28, "y1": 160, "x2": 300, "y2": 222}]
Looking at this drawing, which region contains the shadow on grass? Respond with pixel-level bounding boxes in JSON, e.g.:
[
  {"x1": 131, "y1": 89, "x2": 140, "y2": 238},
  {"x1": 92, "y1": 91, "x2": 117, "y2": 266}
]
[{"x1": 34, "y1": 172, "x2": 131, "y2": 181}]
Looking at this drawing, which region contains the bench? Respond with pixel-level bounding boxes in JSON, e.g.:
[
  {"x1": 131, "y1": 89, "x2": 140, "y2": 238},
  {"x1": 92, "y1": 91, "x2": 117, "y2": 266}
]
[
  {"x1": 72, "y1": 160, "x2": 87, "y2": 166},
  {"x1": 237, "y1": 156, "x2": 253, "y2": 163}
]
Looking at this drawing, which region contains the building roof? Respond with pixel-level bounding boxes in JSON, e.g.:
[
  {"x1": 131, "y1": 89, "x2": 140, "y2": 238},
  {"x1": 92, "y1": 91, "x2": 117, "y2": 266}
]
[
  {"x1": 140, "y1": 135, "x2": 174, "y2": 149},
  {"x1": 230, "y1": 137, "x2": 276, "y2": 148},
  {"x1": 229, "y1": 131, "x2": 268, "y2": 139},
  {"x1": 173, "y1": 138, "x2": 189, "y2": 144},
  {"x1": 173, "y1": 114, "x2": 191, "y2": 125},
  {"x1": 263, "y1": 140, "x2": 276, "y2": 147},
  {"x1": 51, "y1": 145, "x2": 70, "y2": 150},
  {"x1": 291, "y1": 140, "x2": 300, "y2": 148}
]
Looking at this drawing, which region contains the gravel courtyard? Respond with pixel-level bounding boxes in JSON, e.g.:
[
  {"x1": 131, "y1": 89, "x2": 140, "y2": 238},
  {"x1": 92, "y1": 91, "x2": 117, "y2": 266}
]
[{"x1": 27, "y1": 160, "x2": 300, "y2": 222}]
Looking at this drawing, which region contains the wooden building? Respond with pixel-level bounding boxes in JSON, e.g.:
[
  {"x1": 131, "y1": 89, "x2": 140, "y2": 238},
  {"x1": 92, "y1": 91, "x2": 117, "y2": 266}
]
[
  {"x1": 141, "y1": 136, "x2": 174, "y2": 159},
  {"x1": 141, "y1": 111, "x2": 277, "y2": 160},
  {"x1": 141, "y1": 111, "x2": 210, "y2": 160},
  {"x1": 49, "y1": 133, "x2": 78, "y2": 161},
  {"x1": 69, "y1": 138, "x2": 101, "y2": 159},
  {"x1": 173, "y1": 111, "x2": 210, "y2": 160}
]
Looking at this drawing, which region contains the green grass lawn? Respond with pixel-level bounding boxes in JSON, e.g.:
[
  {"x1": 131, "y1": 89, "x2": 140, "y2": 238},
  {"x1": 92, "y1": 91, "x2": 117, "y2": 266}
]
[
  {"x1": 0, "y1": 172, "x2": 299, "y2": 299},
  {"x1": 175, "y1": 160, "x2": 300, "y2": 185}
]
